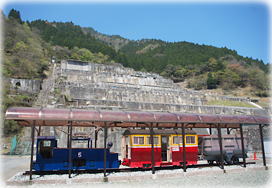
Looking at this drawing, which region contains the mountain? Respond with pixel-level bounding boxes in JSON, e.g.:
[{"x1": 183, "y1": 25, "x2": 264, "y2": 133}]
[
  {"x1": 29, "y1": 20, "x2": 127, "y2": 63},
  {"x1": 3, "y1": 9, "x2": 270, "y2": 97},
  {"x1": 82, "y1": 27, "x2": 130, "y2": 51},
  {"x1": 84, "y1": 26, "x2": 268, "y2": 72},
  {"x1": 85, "y1": 25, "x2": 269, "y2": 96},
  {"x1": 2, "y1": 9, "x2": 270, "y2": 137}
]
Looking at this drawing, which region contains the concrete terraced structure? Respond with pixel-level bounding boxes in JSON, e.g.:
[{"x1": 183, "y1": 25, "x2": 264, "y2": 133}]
[
  {"x1": 14, "y1": 59, "x2": 269, "y2": 154},
  {"x1": 58, "y1": 60, "x2": 266, "y2": 116}
]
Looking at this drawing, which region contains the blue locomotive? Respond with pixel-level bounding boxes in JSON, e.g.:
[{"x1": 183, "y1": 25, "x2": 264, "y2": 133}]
[{"x1": 33, "y1": 136, "x2": 120, "y2": 171}]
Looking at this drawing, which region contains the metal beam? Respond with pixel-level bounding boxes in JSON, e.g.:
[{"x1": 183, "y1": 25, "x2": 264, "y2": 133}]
[
  {"x1": 182, "y1": 124, "x2": 186, "y2": 172},
  {"x1": 29, "y1": 121, "x2": 36, "y2": 180},
  {"x1": 217, "y1": 124, "x2": 225, "y2": 172},
  {"x1": 150, "y1": 123, "x2": 155, "y2": 174},
  {"x1": 103, "y1": 123, "x2": 108, "y2": 182},
  {"x1": 239, "y1": 124, "x2": 246, "y2": 168},
  {"x1": 94, "y1": 129, "x2": 98, "y2": 148},
  {"x1": 67, "y1": 125, "x2": 70, "y2": 148},
  {"x1": 259, "y1": 124, "x2": 267, "y2": 169},
  {"x1": 38, "y1": 125, "x2": 41, "y2": 136},
  {"x1": 68, "y1": 121, "x2": 73, "y2": 178}
]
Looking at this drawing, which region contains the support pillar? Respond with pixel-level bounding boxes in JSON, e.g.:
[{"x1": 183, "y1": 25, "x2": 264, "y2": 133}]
[
  {"x1": 38, "y1": 125, "x2": 41, "y2": 136},
  {"x1": 227, "y1": 128, "x2": 230, "y2": 135},
  {"x1": 103, "y1": 123, "x2": 108, "y2": 182},
  {"x1": 182, "y1": 124, "x2": 186, "y2": 172},
  {"x1": 29, "y1": 121, "x2": 36, "y2": 180},
  {"x1": 239, "y1": 124, "x2": 246, "y2": 168},
  {"x1": 209, "y1": 125, "x2": 212, "y2": 135},
  {"x1": 68, "y1": 121, "x2": 73, "y2": 178},
  {"x1": 217, "y1": 125, "x2": 225, "y2": 172},
  {"x1": 150, "y1": 123, "x2": 155, "y2": 174},
  {"x1": 259, "y1": 124, "x2": 268, "y2": 170},
  {"x1": 67, "y1": 125, "x2": 70, "y2": 148}
]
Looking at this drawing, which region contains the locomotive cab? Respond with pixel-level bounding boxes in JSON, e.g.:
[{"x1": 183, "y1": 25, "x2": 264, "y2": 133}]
[{"x1": 37, "y1": 136, "x2": 57, "y2": 159}]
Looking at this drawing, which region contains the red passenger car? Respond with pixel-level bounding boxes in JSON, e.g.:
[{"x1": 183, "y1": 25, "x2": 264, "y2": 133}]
[{"x1": 121, "y1": 129, "x2": 198, "y2": 168}]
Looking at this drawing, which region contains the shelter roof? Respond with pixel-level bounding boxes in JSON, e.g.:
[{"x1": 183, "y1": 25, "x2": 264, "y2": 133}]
[{"x1": 5, "y1": 107, "x2": 270, "y2": 128}]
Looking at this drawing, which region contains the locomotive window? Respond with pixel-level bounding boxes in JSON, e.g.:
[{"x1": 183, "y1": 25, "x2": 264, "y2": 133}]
[
  {"x1": 186, "y1": 136, "x2": 196, "y2": 144},
  {"x1": 133, "y1": 136, "x2": 144, "y2": 145},
  {"x1": 43, "y1": 140, "x2": 52, "y2": 147},
  {"x1": 147, "y1": 136, "x2": 159, "y2": 145},
  {"x1": 173, "y1": 136, "x2": 183, "y2": 144},
  {"x1": 39, "y1": 140, "x2": 53, "y2": 158}
]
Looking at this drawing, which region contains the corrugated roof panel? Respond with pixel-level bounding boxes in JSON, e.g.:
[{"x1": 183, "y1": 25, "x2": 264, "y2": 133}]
[
  {"x1": 199, "y1": 114, "x2": 221, "y2": 123},
  {"x1": 254, "y1": 116, "x2": 270, "y2": 124},
  {"x1": 72, "y1": 109, "x2": 100, "y2": 121},
  {"x1": 238, "y1": 115, "x2": 257, "y2": 124},
  {"x1": 128, "y1": 111, "x2": 155, "y2": 122},
  {"x1": 5, "y1": 107, "x2": 270, "y2": 127},
  {"x1": 41, "y1": 108, "x2": 70, "y2": 120},
  {"x1": 175, "y1": 113, "x2": 201, "y2": 123},
  {"x1": 219, "y1": 115, "x2": 240, "y2": 123},
  {"x1": 154, "y1": 112, "x2": 179, "y2": 122},
  {"x1": 100, "y1": 111, "x2": 129, "y2": 122},
  {"x1": 6, "y1": 107, "x2": 40, "y2": 120}
]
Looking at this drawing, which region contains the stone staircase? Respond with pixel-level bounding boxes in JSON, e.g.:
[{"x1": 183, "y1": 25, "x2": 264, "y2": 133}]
[{"x1": 34, "y1": 63, "x2": 59, "y2": 107}]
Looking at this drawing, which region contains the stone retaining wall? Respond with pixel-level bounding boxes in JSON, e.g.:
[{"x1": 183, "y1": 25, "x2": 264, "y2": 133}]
[{"x1": 9, "y1": 78, "x2": 41, "y2": 94}]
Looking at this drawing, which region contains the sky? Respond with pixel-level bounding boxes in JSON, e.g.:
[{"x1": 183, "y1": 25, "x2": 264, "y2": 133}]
[{"x1": 2, "y1": 2, "x2": 270, "y2": 63}]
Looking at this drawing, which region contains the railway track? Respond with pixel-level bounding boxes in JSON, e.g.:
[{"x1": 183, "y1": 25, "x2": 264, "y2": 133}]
[{"x1": 23, "y1": 162, "x2": 256, "y2": 176}]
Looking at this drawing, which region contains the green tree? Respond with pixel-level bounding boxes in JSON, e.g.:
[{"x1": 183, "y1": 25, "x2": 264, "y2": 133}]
[
  {"x1": 187, "y1": 74, "x2": 208, "y2": 90},
  {"x1": 207, "y1": 72, "x2": 218, "y2": 89},
  {"x1": 8, "y1": 9, "x2": 22, "y2": 24},
  {"x1": 248, "y1": 69, "x2": 269, "y2": 90}
]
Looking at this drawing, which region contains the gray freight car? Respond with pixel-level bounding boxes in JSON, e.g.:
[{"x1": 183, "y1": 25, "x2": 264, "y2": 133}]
[{"x1": 200, "y1": 134, "x2": 248, "y2": 165}]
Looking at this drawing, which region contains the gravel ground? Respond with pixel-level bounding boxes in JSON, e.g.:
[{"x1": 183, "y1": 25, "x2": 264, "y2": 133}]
[
  {"x1": 94, "y1": 169, "x2": 271, "y2": 188},
  {"x1": 0, "y1": 155, "x2": 29, "y2": 181},
  {"x1": 3, "y1": 156, "x2": 272, "y2": 187},
  {"x1": 6, "y1": 164, "x2": 272, "y2": 187}
]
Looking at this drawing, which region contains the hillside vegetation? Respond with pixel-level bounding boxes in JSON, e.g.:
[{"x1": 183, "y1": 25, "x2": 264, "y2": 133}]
[
  {"x1": 29, "y1": 20, "x2": 127, "y2": 63},
  {"x1": 2, "y1": 9, "x2": 119, "y2": 136},
  {"x1": 2, "y1": 9, "x2": 270, "y2": 137},
  {"x1": 2, "y1": 9, "x2": 270, "y2": 102},
  {"x1": 117, "y1": 40, "x2": 268, "y2": 96},
  {"x1": 3, "y1": 9, "x2": 269, "y2": 96}
]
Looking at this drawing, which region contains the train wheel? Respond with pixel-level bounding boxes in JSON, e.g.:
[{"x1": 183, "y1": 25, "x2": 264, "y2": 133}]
[
  {"x1": 216, "y1": 160, "x2": 223, "y2": 166},
  {"x1": 225, "y1": 160, "x2": 233, "y2": 165},
  {"x1": 232, "y1": 157, "x2": 239, "y2": 164},
  {"x1": 208, "y1": 160, "x2": 214, "y2": 165}
]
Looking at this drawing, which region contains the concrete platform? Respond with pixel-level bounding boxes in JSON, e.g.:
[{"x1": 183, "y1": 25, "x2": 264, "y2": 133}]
[{"x1": 5, "y1": 162, "x2": 271, "y2": 187}]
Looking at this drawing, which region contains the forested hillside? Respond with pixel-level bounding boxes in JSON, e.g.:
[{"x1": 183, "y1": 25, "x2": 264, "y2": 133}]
[
  {"x1": 88, "y1": 29, "x2": 269, "y2": 97},
  {"x1": 29, "y1": 20, "x2": 127, "y2": 63},
  {"x1": 118, "y1": 38, "x2": 269, "y2": 96},
  {"x1": 2, "y1": 9, "x2": 122, "y2": 136},
  {"x1": 3, "y1": 9, "x2": 270, "y2": 97}
]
